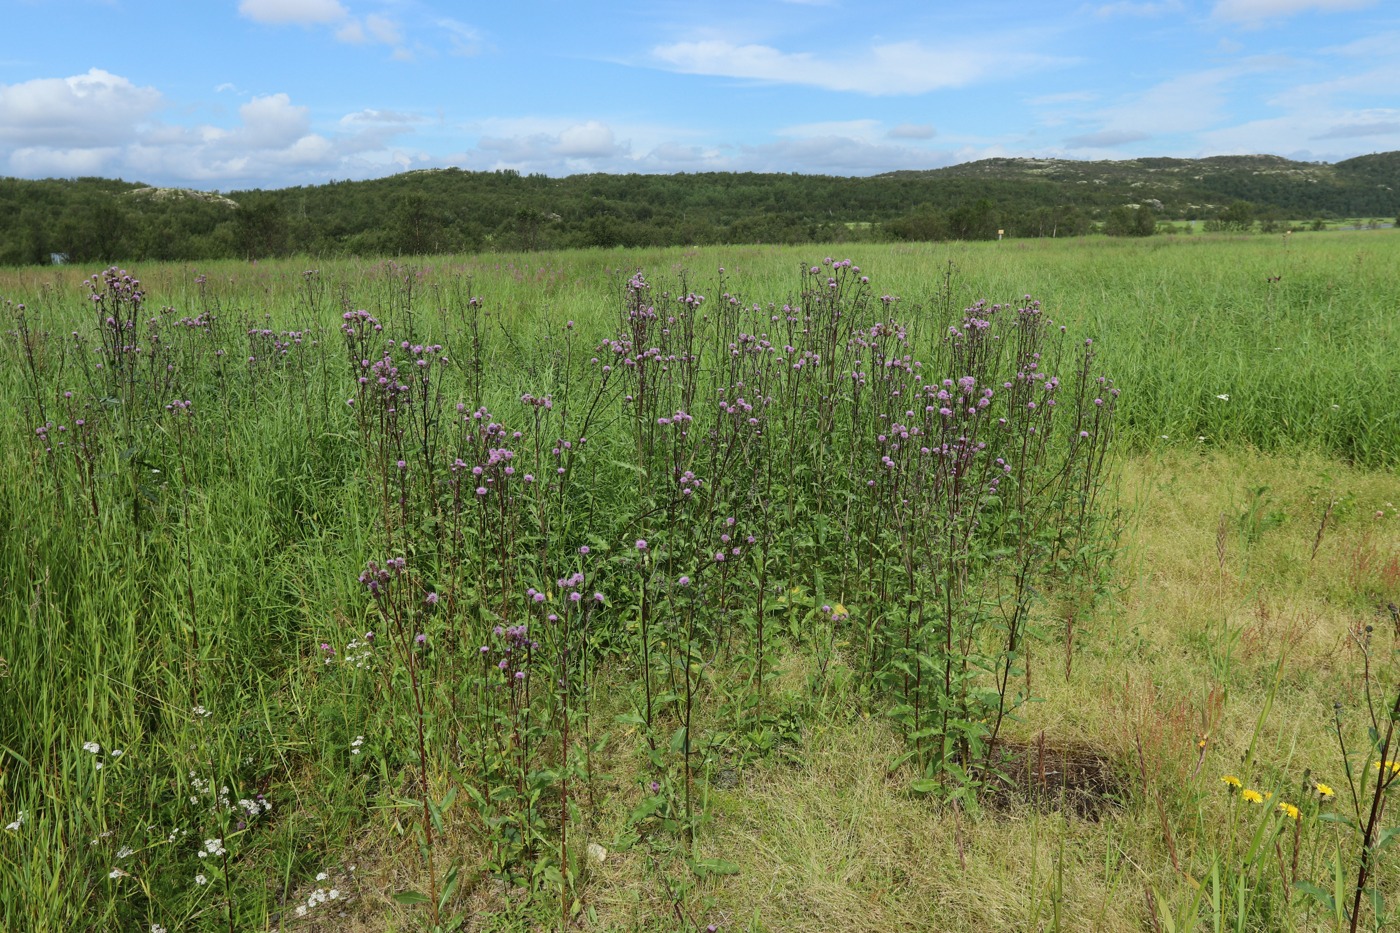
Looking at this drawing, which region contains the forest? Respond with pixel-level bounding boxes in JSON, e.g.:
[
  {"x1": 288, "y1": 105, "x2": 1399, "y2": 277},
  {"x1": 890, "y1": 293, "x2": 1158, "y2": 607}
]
[{"x1": 1, "y1": 150, "x2": 1396, "y2": 264}]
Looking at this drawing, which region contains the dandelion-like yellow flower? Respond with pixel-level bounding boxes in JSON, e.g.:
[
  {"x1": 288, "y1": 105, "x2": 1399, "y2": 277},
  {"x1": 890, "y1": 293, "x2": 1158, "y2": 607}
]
[
  {"x1": 1277, "y1": 802, "x2": 1300, "y2": 820},
  {"x1": 1315, "y1": 782, "x2": 1335, "y2": 799},
  {"x1": 1374, "y1": 761, "x2": 1400, "y2": 776},
  {"x1": 1242, "y1": 789, "x2": 1264, "y2": 804},
  {"x1": 1220, "y1": 775, "x2": 1242, "y2": 788}
]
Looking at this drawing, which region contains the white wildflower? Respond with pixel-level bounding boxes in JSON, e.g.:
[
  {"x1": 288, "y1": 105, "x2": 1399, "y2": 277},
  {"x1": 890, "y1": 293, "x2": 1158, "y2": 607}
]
[
  {"x1": 194, "y1": 873, "x2": 208, "y2": 886},
  {"x1": 83, "y1": 742, "x2": 101, "y2": 754}
]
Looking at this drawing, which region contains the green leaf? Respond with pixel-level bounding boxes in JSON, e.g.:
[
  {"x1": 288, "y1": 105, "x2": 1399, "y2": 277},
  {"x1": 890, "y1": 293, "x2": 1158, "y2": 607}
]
[
  {"x1": 1292, "y1": 880, "x2": 1335, "y2": 912},
  {"x1": 438, "y1": 866, "x2": 462, "y2": 910},
  {"x1": 910, "y1": 778, "x2": 940, "y2": 794},
  {"x1": 690, "y1": 858, "x2": 740, "y2": 877},
  {"x1": 392, "y1": 890, "x2": 431, "y2": 905}
]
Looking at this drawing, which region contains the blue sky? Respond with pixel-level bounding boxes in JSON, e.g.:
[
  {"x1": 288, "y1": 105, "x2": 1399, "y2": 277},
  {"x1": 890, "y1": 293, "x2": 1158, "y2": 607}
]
[{"x1": 1, "y1": 0, "x2": 1397, "y2": 189}]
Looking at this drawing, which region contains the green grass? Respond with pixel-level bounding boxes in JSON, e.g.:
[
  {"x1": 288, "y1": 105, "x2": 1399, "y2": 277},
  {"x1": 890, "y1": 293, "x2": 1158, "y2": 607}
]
[{"x1": 1, "y1": 235, "x2": 1397, "y2": 932}]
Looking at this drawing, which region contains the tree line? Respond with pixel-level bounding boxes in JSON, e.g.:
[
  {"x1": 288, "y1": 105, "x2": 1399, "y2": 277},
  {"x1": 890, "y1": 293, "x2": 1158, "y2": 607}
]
[{"x1": 2, "y1": 151, "x2": 1396, "y2": 265}]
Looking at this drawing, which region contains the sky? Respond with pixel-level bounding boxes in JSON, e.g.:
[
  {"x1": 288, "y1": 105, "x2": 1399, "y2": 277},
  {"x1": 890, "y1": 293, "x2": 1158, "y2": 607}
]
[{"x1": 1, "y1": 0, "x2": 1398, "y2": 190}]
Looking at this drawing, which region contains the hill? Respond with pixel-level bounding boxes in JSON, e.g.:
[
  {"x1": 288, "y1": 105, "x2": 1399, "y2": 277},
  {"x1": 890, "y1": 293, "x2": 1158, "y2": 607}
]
[{"x1": 1, "y1": 152, "x2": 1395, "y2": 265}]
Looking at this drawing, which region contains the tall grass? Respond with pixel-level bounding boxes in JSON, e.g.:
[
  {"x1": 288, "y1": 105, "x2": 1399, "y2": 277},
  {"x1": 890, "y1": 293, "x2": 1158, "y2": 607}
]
[{"x1": 0, "y1": 234, "x2": 1396, "y2": 931}]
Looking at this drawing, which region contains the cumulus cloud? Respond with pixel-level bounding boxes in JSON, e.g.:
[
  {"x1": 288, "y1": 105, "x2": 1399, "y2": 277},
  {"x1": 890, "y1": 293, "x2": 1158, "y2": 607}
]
[
  {"x1": 553, "y1": 121, "x2": 623, "y2": 158},
  {"x1": 234, "y1": 94, "x2": 310, "y2": 149},
  {"x1": 473, "y1": 120, "x2": 629, "y2": 168},
  {"x1": 0, "y1": 69, "x2": 162, "y2": 148},
  {"x1": 0, "y1": 68, "x2": 431, "y2": 185},
  {"x1": 1212, "y1": 0, "x2": 1374, "y2": 22},
  {"x1": 240, "y1": 0, "x2": 415, "y2": 59},
  {"x1": 8, "y1": 146, "x2": 120, "y2": 177},
  {"x1": 238, "y1": 0, "x2": 348, "y2": 25},
  {"x1": 650, "y1": 39, "x2": 1068, "y2": 96}
]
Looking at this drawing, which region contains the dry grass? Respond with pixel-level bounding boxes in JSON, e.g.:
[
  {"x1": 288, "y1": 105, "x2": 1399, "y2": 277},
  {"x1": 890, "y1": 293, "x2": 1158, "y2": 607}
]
[{"x1": 296, "y1": 449, "x2": 1399, "y2": 931}]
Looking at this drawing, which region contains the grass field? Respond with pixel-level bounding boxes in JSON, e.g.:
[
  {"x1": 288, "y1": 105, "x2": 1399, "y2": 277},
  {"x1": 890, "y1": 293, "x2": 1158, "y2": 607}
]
[{"x1": 1, "y1": 232, "x2": 1398, "y2": 932}]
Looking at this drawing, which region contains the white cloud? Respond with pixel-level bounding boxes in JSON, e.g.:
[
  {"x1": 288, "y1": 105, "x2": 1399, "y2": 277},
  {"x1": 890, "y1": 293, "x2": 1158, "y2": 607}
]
[
  {"x1": 778, "y1": 119, "x2": 882, "y2": 141},
  {"x1": 888, "y1": 123, "x2": 937, "y2": 140},
  {"x1": 650, "y1": 39, "x2": 1068, "y2": 96},
  {"x1": 233, "y1": 94, "x2": 310, "y2": 149},
  {"x1": 0, "y1": 69, "x2": 162, "y2": 147},
  {"x1": 335, "y1": 19, "x2": 366, "y2": 43},
  {"x1": 437, "y1": 18, "x2": 486, "y2": 57},
  {"x1": 340, "y1": 109, "x2": 423, "y2": 127},
  {"x1": 1064, "y1": 129, "x2": 1152, "y2": 147},
  {"x1": 365, "y1": 14, "x2": 401, "y2": 45},
  {"x1": 472, "y1": 119, "x2": 630, "y2": 168},
  {"x1": 1212, "y1": 0, "x2": 1374, "y2": 23},
  {"x1": 238, "y1": 0, "x2": 347, "y2": 25},
  {"x1": 1061, "y1": 59, "x2": 1284, "y2": 151},
  {"x1": 1312, "y1": 114, "x2": 1400, "y2": 139},
  {"x1": 1091, "y1": 0, "x2": 1184, "y2": 16},
  {"x1": 1198, "y1": 105, "x2": 1400, "y2": 158},
  {"x1": 0, "y1": 69, "x2": 430, "y2": 186},
  {"x1": 241, "y1": 0, "x2": 414, "y2": 58},
  {"x1": 553, "y1": 121, "x2": 623, "y2": 158},
  {"x1": 8, "y1": 145, "x2": 120, "y2": 177},
  {"x1": 1321, "y1": 31, "x2": 1400, "y2": 57},
  {"x1": 1027, "y1": 91, "x2": 1099, "y2": 106},
  {"x1": 336, "y1": 14, "x2": 403, "y2": 46}
]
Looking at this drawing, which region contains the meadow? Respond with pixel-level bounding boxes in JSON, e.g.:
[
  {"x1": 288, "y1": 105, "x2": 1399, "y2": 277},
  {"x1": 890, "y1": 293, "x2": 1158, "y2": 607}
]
[{"x1": 0, "y1": 231, "x2": 1397, "y2": 932}]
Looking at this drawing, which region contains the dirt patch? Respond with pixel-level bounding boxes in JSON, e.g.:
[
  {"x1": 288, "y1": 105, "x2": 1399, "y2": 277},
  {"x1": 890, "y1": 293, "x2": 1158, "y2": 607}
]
[{"x1": 981, "y1": 733, "x2": 1129, "y2": 821}]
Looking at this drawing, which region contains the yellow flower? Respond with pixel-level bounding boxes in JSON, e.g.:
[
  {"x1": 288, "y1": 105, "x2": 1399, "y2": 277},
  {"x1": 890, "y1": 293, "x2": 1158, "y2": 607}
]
[
  {"x1": 1374, "y1": 761, "x2": 1400, "y2": 776},
  {"x1": 1220, "y1": 775, "x2": 1242, "y2": 788},
  {"x1": 1314, "y1": 782, "x2": 1334, "y2": 799},
  {"x1": 1242, "y1": 789, "x2": 1264, "y2": 804},
  {"x1": 1277, "y1": 802, "x2": 1300, "y2": 820}
]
